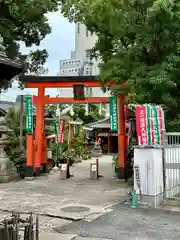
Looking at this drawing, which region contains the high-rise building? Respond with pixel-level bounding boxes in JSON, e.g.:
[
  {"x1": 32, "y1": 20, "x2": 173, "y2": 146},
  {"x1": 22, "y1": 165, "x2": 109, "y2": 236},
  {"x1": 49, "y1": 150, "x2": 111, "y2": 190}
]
[
  {"x1": 58, "y1": 23, "x2": 110, "y2": 115},
  {"x1": 75, "y1": 23, "x2": 99, "y2": 76}
]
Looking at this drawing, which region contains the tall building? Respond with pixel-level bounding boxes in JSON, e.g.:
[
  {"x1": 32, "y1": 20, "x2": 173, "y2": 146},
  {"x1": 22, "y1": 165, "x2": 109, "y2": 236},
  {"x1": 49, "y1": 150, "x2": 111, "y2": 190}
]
[
  {"x1": 58, "y1": 23, "x2": 110, "y2": 115},
  {"x1": 59, "y1": 58, "x2": 82, "y2": 76},
  {"x1": 75, "y1": 23, "x2": 99, "y2": 76}
]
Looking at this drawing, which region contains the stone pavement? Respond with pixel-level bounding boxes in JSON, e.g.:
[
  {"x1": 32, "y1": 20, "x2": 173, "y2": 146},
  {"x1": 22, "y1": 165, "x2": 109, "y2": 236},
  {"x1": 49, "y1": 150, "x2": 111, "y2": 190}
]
[{"x1": 0, "y1": 155, "x2": 131, "y2": 239}]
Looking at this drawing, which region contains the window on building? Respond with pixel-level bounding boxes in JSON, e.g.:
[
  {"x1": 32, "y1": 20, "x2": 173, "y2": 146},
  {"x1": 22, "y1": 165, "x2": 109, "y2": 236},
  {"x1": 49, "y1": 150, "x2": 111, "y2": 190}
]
[
  {"x1": 85, "y1": 50, "x2": 90, "y2": 59},
  {"x1": 75, "y1": 68, "x2": 77, "y2": 72},
  {"x1": 77, "y1": 23, "x2": 80, "y2": 34},
  {"x1": 86, "y1": 28, "x2": 88, "y2": 37},
  {"x1": 86, "y1": 68, "x2": 89, "y2": 75}
]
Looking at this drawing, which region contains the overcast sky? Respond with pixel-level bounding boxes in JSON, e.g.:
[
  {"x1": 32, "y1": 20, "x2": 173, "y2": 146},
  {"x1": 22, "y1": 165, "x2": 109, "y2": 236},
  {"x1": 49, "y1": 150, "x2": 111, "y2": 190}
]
[{"x1": 1, "y1": 11, "x2": 75, "y2": 101}]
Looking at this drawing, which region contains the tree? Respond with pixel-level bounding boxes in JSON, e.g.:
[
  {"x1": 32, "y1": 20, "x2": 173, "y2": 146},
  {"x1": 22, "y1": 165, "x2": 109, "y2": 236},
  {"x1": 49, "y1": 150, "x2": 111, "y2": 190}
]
[
  {"x1": 66, "y1": 104, "x2": 105, "y2": 124},
  {"x1": 45, "y1": 103, "x2": 104, "y2": 162},
  {"x1": 61, "y1": 0, "x2": 180, "y2": 131},
  {"x1": 5, "y1": 108, "x2": 26, "y2": 176},
  {"x1": 0, "y1": 0, "x2": 59, "y2": 86}
]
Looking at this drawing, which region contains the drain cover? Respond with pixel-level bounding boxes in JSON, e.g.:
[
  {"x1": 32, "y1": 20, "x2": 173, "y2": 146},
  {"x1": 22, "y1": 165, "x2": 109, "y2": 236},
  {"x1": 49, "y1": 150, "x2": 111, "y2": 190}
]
[{"x1": 61, "y1": 206, "x2": 90, "y2": 213}]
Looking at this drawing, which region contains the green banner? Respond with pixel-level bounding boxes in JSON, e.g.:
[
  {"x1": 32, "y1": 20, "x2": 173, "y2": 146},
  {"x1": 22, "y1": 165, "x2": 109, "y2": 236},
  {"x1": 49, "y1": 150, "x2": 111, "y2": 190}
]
[
  {"x1": 25, "y1": 96, "x2": 33, "y2": 133},
  {"x1": 109, "y1": 96, "x2": 118, "y2": 131},
  {"x1": 145, "y1": 104, "x2": 151, "y2": 145},
  {"x1": 54, "y1": 119, "x2": 59, "y2": 143},
  {"x1": 151, "y1": 105, "x2": 161, "y2": 145}
]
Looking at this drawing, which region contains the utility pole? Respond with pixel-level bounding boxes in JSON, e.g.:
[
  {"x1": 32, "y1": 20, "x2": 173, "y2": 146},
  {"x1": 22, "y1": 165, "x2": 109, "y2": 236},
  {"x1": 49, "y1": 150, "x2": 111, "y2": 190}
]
[{"x1": 20, "y1": 95, "x2": 24, "y2": 150}]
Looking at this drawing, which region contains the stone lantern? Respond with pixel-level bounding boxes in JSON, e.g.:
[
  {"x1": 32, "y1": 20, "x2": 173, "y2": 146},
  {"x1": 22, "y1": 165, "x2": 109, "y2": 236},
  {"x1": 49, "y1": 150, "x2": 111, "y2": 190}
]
[{"x1": 0, "y1": 117, "x2": 18, "y2": 182}]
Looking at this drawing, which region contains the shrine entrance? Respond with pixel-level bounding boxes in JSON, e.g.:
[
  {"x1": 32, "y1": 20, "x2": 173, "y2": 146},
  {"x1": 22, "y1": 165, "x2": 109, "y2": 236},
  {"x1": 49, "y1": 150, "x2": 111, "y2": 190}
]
[{"x1": 20, "y1": 75, "x2": 126, "y2": 179}]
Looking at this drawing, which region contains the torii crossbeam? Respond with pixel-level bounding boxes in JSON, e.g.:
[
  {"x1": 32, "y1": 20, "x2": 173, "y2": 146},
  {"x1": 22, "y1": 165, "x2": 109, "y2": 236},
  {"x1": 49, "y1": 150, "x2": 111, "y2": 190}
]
[{"x1": 20, "y1": 75, "x2": 126, "y2": 179}]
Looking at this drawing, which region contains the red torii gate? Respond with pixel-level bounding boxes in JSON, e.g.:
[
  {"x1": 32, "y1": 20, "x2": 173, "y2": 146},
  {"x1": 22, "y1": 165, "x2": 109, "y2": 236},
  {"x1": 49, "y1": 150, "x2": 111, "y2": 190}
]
[{"x1": 20, "y1": 75, "x2": 126, "y2": 179}]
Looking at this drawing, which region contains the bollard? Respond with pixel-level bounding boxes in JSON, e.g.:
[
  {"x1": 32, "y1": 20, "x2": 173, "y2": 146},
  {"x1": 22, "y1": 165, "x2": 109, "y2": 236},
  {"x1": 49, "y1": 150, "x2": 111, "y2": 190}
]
[
  {"x1": 59, "y1": 164, "x2": 68, "y2": 179},
  {"x1": 90, "y1": 163, "x2": 98, "y2": 180}
]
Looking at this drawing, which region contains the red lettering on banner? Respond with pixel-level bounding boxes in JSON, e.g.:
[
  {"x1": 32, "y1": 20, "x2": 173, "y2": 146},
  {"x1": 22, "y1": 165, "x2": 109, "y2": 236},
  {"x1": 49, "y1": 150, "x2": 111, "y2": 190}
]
[
  {"x1": 58, "y1": 120, "x2": 65, "y2": 144},
  {"x1": 136, "y1": 106, "x2": 148, "y2": 145}
]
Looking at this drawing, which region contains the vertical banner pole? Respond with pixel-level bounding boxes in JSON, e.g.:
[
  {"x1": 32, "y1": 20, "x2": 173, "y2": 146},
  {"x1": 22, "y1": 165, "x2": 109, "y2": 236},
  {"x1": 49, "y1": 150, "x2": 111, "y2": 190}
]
[{"x1": 25, "y1": 95, "x2": 33, "y2": 177}]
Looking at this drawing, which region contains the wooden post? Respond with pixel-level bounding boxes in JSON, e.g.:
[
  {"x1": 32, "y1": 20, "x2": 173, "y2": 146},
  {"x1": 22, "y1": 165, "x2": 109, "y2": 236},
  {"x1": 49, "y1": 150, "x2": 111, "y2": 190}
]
[
  {"x1": 34, "y1": 87, "x2": 45, "y2": 175},
  {"x1": 108, "y1": 130, "x2": 110, "y2": 153},
  {"x1": 41, "y1": 135, "x2": 48, "y2": 173},
  {"x1": 84, "y1": 139, "x2": 88, "y2": 152},
  {"x1": 68, "y1": 122, "x2": 72, "y2": 150},
  {"x1": 26, "y1": 133, "x2": 34, "y2": 177},
  {"x1": 117, "y1": 96, "x2": 125, "y2": 179}
]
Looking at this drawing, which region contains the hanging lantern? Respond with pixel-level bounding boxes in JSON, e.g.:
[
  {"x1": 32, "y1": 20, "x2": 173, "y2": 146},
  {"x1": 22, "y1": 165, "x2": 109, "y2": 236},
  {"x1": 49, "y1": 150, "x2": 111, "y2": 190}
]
[
  {"x1": 85, "y1": 103, "x2": 89, "y2": 116},
  {"x1": 70, "y1": 104, "x2": 74, "y2": 116},
  {"x1": 99, "y1": 103, "x2": 102, "y2": 116},
  {"x1": 73, "y1": 124, "x2": 79, "y2": 137}
]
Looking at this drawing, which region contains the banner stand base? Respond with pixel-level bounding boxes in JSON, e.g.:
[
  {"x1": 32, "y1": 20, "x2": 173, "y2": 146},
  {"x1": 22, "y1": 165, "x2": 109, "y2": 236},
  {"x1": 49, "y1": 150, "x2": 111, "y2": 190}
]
[
  {"x1": 34, "y1": 167, "x2": 41, "y2": 176},
  {"x1": 41, "y1": 163, "x2": 48, "y2": 174},
  {"x1": 116, "y1": 167, "x2": 125, "y2": 179},
  {"x1": 25, "y1": 166, "x2": 33, "y2": 178}
]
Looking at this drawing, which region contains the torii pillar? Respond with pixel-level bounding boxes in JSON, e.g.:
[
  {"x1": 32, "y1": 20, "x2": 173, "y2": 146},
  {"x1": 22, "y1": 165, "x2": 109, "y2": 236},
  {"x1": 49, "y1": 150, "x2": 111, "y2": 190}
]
[
  {"x1": 34, "y1": 86, "x2": 45, "y2": 175},
  {"x1": 117, "y1": 96, "x2": 126, "y2": 179}
]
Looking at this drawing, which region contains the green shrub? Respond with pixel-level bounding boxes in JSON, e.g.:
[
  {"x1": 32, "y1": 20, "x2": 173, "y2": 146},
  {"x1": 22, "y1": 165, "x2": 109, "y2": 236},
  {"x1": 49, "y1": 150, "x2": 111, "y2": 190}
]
[{"x1": 112, "y1": 155, "x2": 118, "y2": 171}]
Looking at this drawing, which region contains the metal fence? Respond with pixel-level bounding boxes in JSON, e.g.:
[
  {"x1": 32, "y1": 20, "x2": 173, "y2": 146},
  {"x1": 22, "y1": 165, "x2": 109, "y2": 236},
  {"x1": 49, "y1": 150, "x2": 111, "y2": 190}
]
[
  {"x1": 163, "y1": 132, "x2": 180, "y2": 199},
  {"x1": 0, "y1": 213, "x2": 39, "y2": 240}
]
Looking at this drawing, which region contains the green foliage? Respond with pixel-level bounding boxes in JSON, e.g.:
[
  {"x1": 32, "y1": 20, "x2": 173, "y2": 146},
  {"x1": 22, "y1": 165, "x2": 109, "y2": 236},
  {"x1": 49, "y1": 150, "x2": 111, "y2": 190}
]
[
  {"x1": 5, "y1": 108, "x2": 26, "y2": 146},
  {"x1": 112, "y1": 155, "x2": 118, "y2": 170},
  {"x1": 61, "y1": 0, "x2": 180, "y2": 131},
  {"x1": 5, "y1": 108, "x2": 26, "y2": 176},
  {"x1": 0, "y1": 0, "x2": 60, "y2": 87},
  {"x1": 45, "y1": 104, "x2": 99, "y2": 162},
  {"x1": 66, "y1": 104, "x2": 105, "y2": 124}
]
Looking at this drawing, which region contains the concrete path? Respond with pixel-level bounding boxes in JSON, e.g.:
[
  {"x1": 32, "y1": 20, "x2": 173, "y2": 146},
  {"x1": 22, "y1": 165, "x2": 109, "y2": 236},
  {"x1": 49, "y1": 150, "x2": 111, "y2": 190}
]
[
  {"x1": 0, "y1": 155, "x2": 131, "y2": 239},
  {"x1": 55, "y1": 203, "x2": 180, "y2": 240}
]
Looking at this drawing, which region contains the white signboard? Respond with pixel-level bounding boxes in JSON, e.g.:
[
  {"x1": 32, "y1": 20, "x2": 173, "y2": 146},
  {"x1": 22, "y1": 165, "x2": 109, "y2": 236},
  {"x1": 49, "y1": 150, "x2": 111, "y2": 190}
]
[
  {"x1": 61, "y1": 164, "x2": 67, "y2": 171},
  {"x1": 134, "y1": 165, "x2": 142, "y2": 201},
  {"x1": 91, "y1": 164, "x2": 97, "y2": 172}
]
